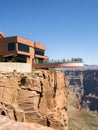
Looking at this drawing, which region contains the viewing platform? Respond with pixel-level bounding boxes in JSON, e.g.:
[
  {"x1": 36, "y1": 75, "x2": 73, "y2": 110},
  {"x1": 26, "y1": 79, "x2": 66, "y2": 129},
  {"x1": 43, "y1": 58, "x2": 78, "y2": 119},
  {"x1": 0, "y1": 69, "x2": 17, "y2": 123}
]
[{"x1": 32, "y1": 58, "x2": 84, "y2": 69}]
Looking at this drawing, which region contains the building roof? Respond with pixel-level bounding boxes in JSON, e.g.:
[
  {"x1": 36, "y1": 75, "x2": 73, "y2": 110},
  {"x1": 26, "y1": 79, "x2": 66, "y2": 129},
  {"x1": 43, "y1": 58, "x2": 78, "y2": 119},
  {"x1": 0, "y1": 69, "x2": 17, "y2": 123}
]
[{"x1": 0, "y1": 32, "x2": 5, "y2": 38}]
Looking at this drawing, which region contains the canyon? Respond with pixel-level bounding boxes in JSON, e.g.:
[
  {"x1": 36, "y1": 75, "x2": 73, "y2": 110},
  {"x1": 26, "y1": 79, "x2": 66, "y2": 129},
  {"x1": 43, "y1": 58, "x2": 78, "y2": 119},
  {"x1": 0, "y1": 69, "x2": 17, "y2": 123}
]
[
  {"x1": 64, "y1": 69, "x2": 98, "y2": 130},
  {"x1": 0, "y1": 68, "x2": 98, "y2": 130},
  {"x1": 65, "y1": 69, "x2": 98, "y2": 112}
]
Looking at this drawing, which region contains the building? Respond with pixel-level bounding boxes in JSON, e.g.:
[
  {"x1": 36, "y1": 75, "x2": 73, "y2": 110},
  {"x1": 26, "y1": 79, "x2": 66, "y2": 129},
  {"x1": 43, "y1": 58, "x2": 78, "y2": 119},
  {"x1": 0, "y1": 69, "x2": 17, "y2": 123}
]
[{"x1": 0, "y1": 32, "x2": 48, "y2": 64}]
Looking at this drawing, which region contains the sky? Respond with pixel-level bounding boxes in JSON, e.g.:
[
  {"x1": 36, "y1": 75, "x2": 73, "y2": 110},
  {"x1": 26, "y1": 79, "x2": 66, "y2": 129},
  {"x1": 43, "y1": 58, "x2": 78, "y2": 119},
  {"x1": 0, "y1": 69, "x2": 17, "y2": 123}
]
[{"x1": 0, "y1": 0, "x2": 98, "y2": 65}]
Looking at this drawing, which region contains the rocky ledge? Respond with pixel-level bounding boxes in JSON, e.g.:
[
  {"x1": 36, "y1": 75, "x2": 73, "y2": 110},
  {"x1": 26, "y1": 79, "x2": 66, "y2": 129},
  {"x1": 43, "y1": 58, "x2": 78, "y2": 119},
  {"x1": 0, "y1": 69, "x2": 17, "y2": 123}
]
[
  {"x1": 0, "y1": 70, "x2": 68, "y2": 130},
  {"x1": 0, "y1": 115, "x2": 55, "y2": 130}
]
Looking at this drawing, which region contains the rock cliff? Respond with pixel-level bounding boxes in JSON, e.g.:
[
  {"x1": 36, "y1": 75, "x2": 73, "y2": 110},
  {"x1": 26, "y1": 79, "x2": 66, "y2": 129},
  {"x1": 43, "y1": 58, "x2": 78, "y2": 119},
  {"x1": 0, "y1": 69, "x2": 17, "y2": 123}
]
[
  {"x1": 0, "y1": 70, "x2": 68, "y2": 130},
  {"x1": 65, "y1": 69, "x2": 98, "y2": 130},
  {"x1": 0, "y1": 115, "x2": 55, "y2": 130},
  {"x1": 68, "y1": 89, "x2": 98, "y2": 130},
  {"x1": 65, "y1": 70, "x2": 98, "y2": 112}
]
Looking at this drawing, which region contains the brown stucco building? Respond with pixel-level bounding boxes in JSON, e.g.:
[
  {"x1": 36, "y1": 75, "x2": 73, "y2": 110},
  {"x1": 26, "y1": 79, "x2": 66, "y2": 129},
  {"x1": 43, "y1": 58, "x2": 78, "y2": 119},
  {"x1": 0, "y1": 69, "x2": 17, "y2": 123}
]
[{"x1": 0, "y1": 32, "x2": 48, "y2": 64}]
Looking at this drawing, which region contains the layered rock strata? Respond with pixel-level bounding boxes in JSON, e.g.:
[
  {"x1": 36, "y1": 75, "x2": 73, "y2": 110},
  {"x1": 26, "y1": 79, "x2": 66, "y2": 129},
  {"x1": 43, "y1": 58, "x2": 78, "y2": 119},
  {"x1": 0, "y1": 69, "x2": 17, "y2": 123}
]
[
  {"x1": 65, "y1": 70, "x2": 98, "y2": 112},
  {"x1": 0, "y1": 70, "x2": 68, "y2": 130}
]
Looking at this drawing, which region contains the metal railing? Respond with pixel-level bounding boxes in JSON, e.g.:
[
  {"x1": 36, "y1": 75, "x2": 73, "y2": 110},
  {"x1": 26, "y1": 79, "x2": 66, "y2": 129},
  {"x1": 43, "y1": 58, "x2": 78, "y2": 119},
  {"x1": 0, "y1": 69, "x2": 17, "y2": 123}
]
[{"x1": 43, "y1": 58, "x2": 83, "y2": 64}]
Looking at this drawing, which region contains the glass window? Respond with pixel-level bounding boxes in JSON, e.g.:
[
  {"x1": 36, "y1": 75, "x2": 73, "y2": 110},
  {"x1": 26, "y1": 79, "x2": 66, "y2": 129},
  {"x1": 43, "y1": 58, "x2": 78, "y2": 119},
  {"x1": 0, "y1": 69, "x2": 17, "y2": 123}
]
[
  {"x1": 35, "y1": 48, "x2": 44, "y2": 55},
  {"x1": 8, "y1": 42, "x2": 16, "y2": 51},
  {"x1": 18, "y1": 43, "x2": 29, "y2": 53}
]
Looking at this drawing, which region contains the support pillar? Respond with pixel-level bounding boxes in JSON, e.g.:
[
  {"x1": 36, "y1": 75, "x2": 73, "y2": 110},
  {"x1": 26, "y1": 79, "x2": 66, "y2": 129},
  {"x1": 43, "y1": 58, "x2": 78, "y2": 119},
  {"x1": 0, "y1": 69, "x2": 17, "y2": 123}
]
[{"x1": 0, "y1": 55, "x2": 3, "y2": 62}]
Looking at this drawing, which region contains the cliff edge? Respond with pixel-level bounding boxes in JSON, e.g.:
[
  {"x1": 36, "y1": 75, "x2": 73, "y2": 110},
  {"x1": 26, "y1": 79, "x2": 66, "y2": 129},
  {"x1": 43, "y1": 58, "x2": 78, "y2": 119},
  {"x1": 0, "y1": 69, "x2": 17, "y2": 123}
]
[{"x1": 0, "y1": 70, "x2": 68, "y2": 130}]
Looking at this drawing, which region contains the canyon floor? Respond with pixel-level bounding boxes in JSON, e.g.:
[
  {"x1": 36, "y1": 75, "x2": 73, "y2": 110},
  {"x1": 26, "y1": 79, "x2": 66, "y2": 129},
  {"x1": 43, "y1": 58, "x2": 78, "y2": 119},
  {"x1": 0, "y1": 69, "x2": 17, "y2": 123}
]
[{"x1": 68, "y1": 92, "x2": 98, "y2": 130}]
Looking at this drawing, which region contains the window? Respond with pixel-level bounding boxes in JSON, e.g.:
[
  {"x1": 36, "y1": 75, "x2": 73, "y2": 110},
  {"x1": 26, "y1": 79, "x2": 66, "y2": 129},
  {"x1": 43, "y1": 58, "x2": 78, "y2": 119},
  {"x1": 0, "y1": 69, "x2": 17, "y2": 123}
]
[
  {"x1": 8, "y1": 42, "x2": 16, "y2": 51},
  {"x1": 35, "y1": 48, "x2": 44, "y2": 56},
  {"x1": 18, "y1": 43, "x2": 29, "y2": 53}
]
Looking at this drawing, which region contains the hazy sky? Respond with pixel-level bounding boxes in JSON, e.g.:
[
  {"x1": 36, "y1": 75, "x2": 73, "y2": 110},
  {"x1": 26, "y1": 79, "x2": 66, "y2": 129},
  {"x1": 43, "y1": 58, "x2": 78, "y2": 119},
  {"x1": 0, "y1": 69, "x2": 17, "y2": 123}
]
[{"x1": 0, "y1": 0, "x2": 98, "y2": 65}]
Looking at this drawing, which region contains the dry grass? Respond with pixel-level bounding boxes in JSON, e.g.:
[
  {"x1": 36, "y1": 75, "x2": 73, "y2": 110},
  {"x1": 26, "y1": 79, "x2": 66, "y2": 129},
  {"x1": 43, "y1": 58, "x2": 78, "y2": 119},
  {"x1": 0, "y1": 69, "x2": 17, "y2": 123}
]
[{"x1": 68, "y1": 93, "x2": 98, "y2": 130}]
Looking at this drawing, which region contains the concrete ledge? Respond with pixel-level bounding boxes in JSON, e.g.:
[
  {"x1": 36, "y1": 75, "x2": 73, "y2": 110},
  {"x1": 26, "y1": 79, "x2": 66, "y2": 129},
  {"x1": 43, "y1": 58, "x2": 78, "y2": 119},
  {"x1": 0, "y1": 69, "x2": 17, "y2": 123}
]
[{"x1": 0, "y1": 62, "x2": 31, "y2": 73}]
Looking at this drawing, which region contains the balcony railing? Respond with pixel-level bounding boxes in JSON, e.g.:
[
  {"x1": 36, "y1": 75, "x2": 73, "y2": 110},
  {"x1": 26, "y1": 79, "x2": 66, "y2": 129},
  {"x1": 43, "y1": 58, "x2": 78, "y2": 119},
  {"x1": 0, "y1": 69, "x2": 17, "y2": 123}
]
[{"x1": 43, "y1": 58, "x2": 83, "y2": 64}]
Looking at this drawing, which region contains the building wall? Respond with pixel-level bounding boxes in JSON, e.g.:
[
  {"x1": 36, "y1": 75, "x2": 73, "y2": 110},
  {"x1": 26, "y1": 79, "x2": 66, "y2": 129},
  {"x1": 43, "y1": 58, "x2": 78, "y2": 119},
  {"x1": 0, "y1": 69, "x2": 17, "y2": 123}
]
[
  {"x1": 0, "y1": 35, "x2": 48, "y2": 64},
  {"x1": 0, "y1": 37, "x2": 17, "y2": 55},
  {"x1": 17, "y1": 36, "x2": 34, "y2": 47},
  {"x1": 0, "y1": 62, "x2": 31, "y2": 73},
  {"x1": 30, "y1": 46, "x2": 35, "y2": 56},
  {"x1": 35, "y1": 42, "x2": 46, "y2": 50}
]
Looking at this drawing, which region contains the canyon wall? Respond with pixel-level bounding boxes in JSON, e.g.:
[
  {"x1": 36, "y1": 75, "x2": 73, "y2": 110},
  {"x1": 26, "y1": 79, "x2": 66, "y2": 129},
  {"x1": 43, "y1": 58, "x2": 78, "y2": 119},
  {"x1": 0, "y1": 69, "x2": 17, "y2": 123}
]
[
  {"x1": 0, "y1": 70, "x2": 68, "y2": 130},
  {"x1": 65, "y1": 70, "x2": 98, "y2": 112}
]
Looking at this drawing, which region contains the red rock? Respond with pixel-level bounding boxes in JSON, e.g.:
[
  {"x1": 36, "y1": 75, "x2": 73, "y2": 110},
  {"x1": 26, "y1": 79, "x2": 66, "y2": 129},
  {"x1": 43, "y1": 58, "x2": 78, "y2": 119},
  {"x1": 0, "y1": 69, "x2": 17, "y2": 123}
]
[{"x1": 0, "y1": 70, "x2": 68, "y2": 130}]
